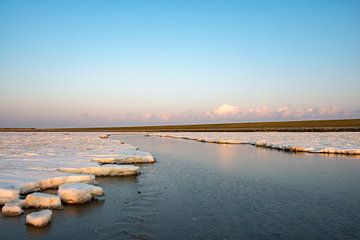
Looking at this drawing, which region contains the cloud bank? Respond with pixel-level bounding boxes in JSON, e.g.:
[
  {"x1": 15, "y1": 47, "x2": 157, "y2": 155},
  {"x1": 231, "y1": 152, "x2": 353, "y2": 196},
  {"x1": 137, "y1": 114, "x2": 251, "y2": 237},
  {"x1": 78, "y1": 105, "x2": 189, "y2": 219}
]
[
  {"x1": 1, "y1": 104, "x2": 359, "y2": 128},
  {"x1": 205, "y1": 104, "x2": 355, "y2": 122},
  {"x1": 63, "y1": 104, "x2": 359, "y2": 127}
]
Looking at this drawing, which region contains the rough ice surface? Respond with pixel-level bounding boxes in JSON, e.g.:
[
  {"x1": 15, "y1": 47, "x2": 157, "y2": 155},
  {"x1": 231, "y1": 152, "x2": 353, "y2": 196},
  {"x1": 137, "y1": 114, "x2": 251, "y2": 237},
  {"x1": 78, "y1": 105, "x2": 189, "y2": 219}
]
[
  {"x1": 0, "y1": 188, "x2": 20, "y2": 205},
  {"x1": 25, "y1": 192, "x2": 62, "y2": 209},
  {"x1": 26, "y1": 209, "x2": 52, "y2": 227},
  {"x1": 92, "y1": 149, "x2": 155, "y2": 164},
  {"x1": 2, "y1": 201, "x2": 24, "y2": 216},
  {"x1": 19, "y1": 174, "x2": 96, "y2": 195},
  {"x1": 58, "y1": 164, "x2": 140, "y2": 176},
  {"x1": 0, "y1": 132, "x2": 148, "y2": 204},
  {"x1": 149, "y1": 132, "x2": 360, "y2": 155},
  {"x1": 58, "y1": 183, "x2": 104, "y2": 204}
]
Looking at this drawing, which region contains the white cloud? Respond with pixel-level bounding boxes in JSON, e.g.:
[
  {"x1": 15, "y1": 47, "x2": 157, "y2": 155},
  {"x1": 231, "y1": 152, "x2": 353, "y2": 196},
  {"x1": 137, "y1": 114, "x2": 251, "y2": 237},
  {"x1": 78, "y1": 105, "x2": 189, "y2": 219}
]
[
  {"x1": 213, "y1": 104, "x2": 240, "y2": 116},
  {"x1": 206, "y1": 104, "x2": 356, "y2": 122}
]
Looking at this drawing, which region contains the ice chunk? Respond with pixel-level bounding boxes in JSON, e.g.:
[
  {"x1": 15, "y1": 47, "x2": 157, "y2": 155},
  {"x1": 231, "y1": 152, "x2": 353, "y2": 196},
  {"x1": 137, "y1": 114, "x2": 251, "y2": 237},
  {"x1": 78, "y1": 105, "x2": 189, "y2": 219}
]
[
  {"x1": 2, "y1": 201, "x2": 24, "y2": 216},
  {"x1": 0, "y1": 188, "x2": 20, "y2": 205},
  {"x1": 25, "y1": 192, "x2": 62, "y2": 209},
  {"x1": 58, "y1": 183, "x2": 104, "y2": 204},
  {"x1": 58, "y1": 164, "x2": 140, "y2": 176},
  {"x1": 20, "y1": 174, "x2": 96, "y2": 195},
  {"x1": 26, "y1": 209, "x2": 52, "y2": 227},
  {"x1": 92, "y1": 150, "x2": 155, "y2": 164},
  {"x1": 99, "y1": 134, "x2": 110, "y2": 139}
]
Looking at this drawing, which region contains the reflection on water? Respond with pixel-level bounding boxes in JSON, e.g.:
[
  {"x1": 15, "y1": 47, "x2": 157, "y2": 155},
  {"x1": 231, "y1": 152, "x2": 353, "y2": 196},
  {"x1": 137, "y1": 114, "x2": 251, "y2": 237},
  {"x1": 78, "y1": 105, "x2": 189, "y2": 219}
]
[
  {"x1": 1, "y1": 135, "x2": 360, "y2": 240},
  {"x1": 26, "y1": 221, "x2": 52, "y2": 238},
  {"x1": 60, "y1": 199, "x2": 105, "y2": 218},
  {"x1": 25, "y1": 199, "x2": 105, "y2": 237},
  {"x1": 214, "y1": 144, "x2": 238, "y2": 171},
  {"x1": 97, "y1": 175, "x2": 139, "y2": 185}
]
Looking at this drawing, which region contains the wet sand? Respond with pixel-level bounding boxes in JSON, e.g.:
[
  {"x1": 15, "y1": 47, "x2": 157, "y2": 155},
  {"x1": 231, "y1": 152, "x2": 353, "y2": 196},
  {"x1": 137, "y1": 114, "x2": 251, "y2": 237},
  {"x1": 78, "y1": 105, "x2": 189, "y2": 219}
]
[{"x1": 1, "y1": 135, "x2": 360, "y2": 239}]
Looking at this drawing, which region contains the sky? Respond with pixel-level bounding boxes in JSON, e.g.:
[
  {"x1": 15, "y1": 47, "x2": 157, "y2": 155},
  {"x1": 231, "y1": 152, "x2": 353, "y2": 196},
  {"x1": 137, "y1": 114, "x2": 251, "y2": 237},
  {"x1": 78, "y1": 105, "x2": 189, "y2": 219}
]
[{"x1": 0, "y1": 0, "x2": 359, "y2": 127}]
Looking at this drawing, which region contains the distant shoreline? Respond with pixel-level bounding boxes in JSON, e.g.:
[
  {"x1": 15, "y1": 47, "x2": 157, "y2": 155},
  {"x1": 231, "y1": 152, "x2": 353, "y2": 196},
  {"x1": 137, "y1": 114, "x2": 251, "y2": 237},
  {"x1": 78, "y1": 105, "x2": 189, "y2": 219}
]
[{"x1": 1, "y1": 119, "x2": 360, "y2": 132}]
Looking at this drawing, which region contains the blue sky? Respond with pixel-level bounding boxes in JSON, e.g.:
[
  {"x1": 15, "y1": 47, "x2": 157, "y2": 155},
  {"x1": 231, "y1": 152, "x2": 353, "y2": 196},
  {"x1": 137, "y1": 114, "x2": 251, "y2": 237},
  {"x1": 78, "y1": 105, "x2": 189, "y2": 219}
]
[{"x1": 1, "y1": 0, "x2": 359, "y2": 127}]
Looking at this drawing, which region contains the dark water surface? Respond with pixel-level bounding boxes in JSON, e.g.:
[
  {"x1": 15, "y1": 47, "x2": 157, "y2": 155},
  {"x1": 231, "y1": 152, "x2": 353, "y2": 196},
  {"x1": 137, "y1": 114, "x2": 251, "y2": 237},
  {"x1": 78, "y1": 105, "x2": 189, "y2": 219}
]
[{"x1": 1, "y1": 135, "x2": 360, "y2": 240}]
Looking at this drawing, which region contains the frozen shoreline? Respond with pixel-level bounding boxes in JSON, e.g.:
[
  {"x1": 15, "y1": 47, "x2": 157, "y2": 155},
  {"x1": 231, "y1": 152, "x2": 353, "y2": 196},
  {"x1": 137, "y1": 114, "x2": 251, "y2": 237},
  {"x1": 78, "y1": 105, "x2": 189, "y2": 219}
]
[
  {"x1": 148, "y1": 132, "x2": 360, "y2": 155},
  {"x1": 0, "y1": 132, "x2": 155, "y2": 205}
]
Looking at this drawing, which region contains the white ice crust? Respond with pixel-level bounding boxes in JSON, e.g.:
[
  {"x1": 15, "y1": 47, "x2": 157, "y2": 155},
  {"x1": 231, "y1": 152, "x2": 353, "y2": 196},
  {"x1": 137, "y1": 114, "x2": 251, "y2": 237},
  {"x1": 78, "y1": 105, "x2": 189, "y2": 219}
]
[
  {"x1": 58, "y1": 164, "x2": 140, "y2": 176},
  {"x1": 0, "y1": 132, "x2": 151, "y2": 204},
  {"x1": 26, "y1": 209, "x2": 52, "y2": 227},
  {"x1": 58, "y1": 183, "x2": 104, "y2": 204},
  {"x1": 20, "y1": 174, "x2": 96, "y2": 195},
  {"x1": 92, "y1": 149, "x2": 155, "y2": 164},
  {"x1": 149, "y1": 132, "x2": 360, "y2": 155},
  {"x1": 2, "y1": 201, "x2": 24, "y2": 216},
  {"x1": 25, "y1": 192, "x2": 62, "y2": 209},
  {"x1": 0, "y1": 188, "x2": 20, "y2": 205}
]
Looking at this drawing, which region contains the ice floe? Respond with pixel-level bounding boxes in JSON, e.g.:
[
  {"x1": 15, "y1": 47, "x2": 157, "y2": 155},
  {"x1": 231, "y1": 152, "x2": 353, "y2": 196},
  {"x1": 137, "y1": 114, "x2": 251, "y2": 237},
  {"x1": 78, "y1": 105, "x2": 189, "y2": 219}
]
[
  {"x1": 149, "y1": 132, "x2": 360, "y2": 155},
  {"x1": 26, "y1": 209, "x2": 52, "y2": 227},
  {"x1": 2, "y1": 201, "x2": 24, "y2": 216},
  {"x1": 92, "y1": 149, "x2": 155, "y2": 164},
  {"x1": 25, "y1": 192, "x2": 62, "y2": 209},
  {"x1": 58, "y1": 164, "x2": 140, "y2": 176},
  {"x1": 58, "y1": 183, "x2": 104, "y2": 204}
]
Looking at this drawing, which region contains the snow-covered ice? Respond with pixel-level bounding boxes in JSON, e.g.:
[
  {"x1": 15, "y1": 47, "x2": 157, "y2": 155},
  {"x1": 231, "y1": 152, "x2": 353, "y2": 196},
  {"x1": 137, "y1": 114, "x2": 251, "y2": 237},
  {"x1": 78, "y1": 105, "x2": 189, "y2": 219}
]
[
  {"x1": 2, "y1": 201, "x2": 24, "y2": 216},
  {"x1": 0, "y1": 188, "x2": 20, "y2": 205},
  {"x1": 58, "y1": 183, "x2": 104, "y2": 204},
  {"x1": 0, "y1": 132, "x2": 149, "y2": 204},
  {"x1": 58, "y1": 164, "x2": 140, "y2": 176},
  {"x1": 92, "y1": 149, "x2": 155, "y2": 164},
  {"x1": 25, "y1": 192, "x2": 62, "y2": 209},
  {"x1": 19, "y1": 174, "x2": 96, "y2": 195},
  {"x1": 26, "y1": 209, "x2": 52, "y2": 227},
  {"x1": 149, "y1": 132, "x2": 360, "y2": 155}
]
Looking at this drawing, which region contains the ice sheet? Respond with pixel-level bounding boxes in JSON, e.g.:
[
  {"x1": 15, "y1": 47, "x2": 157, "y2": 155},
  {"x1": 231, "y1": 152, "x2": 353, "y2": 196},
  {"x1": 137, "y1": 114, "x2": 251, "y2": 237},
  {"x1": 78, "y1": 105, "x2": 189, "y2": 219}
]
[{"x1": 0, "y1": 132, "x2": 147, "y2": 199}]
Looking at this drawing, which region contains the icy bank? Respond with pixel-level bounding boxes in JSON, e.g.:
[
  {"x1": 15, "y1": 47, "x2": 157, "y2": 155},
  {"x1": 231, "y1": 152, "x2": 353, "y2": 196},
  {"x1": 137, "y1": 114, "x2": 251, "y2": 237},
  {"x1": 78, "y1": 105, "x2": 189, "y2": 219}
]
[
  {"x1": 149, "y1": 132, "x2": 360, "y2": 156},
  {"x1": 0, "y1": 173, "x2": 96, "y2": 201},
  {"x1": 58, "y1": 164, "x2": 140, "y2": 176},
  {"x1": 26, "y1": 209, "x2": 52, "y2": 227},
  {"x1": 0, "y1": 132, "x2": 158, "y2": 229},
  {"x1": 20, "y1": 174, "x2": 96, "y2": 195},
  {"x1": 58, "y1": 183, "x2": 104, "y2": 204},
  {"x1": 92, "y1": 149, "x2": 155, "y2": 164},
  {"x1": 0, "y1": 132, "x2": 151, "y2": 204}
]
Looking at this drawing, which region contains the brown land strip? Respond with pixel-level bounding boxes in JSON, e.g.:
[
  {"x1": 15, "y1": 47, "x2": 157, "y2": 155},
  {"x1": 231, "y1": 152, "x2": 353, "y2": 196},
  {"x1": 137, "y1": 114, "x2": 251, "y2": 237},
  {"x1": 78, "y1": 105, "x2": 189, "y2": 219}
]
[{"x1": 1, "y1": 119, "x2": 360, "y2": 132}]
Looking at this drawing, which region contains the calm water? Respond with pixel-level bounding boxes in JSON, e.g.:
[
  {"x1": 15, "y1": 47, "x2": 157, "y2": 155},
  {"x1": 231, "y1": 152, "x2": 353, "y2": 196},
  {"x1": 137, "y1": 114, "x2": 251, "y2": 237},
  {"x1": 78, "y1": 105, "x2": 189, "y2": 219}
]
[{"x1": 1, "y1": 135, "x2": 360, "y2": 240}]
